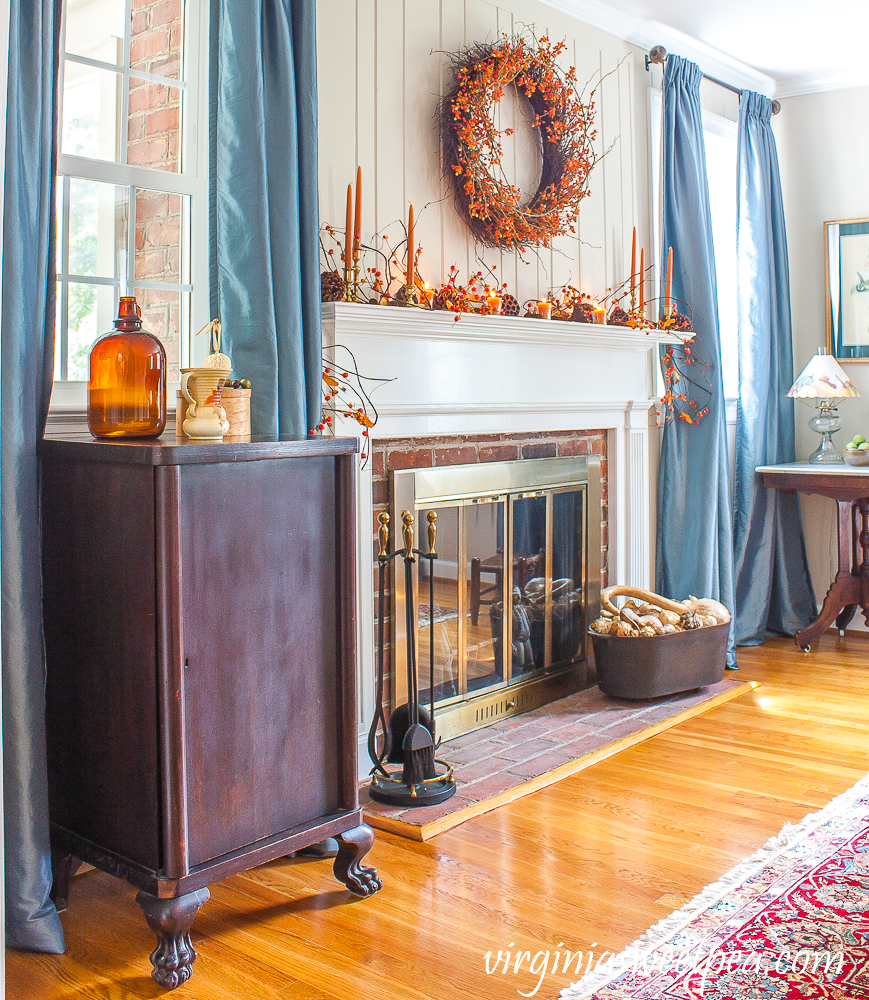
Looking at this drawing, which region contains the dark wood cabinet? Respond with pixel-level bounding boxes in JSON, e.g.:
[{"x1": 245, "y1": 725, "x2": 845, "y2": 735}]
[{"x1": 41, "y1": 435, "x2": 381, "y2": 988}]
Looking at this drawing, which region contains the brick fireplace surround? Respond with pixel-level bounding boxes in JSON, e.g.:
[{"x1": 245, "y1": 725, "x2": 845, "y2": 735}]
[{"x1": 370, "y1": 428, "x2": 609, "y2": 710}]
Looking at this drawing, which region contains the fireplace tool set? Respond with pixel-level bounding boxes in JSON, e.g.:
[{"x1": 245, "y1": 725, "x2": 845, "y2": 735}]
[{"x1": 368, "y1": 509, "x2": 456, "y2": 806}]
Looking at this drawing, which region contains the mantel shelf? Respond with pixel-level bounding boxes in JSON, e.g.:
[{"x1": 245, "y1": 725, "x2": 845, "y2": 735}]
[{"x1": 322, "y1": 301, "x2": 685, "y2": 352}]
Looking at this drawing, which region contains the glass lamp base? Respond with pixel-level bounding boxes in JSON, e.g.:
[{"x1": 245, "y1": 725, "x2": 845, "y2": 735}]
[
  {"x1": 807, "y1": 404, "x2": 843, "y2": 464},
  {"x1": 808, "y1": 433, "x2": 843, "y2": 464}
]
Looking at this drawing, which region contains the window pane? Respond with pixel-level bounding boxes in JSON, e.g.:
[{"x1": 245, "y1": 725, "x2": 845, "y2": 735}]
[
  {"x1": 69, "y1": 178, "x2": 129, "y2": 278},
  {"x1": 62, "y1": 62, "x2": 122, "y2": 162},
  {"x1": 55, "y1": 182, "x2": 64, "y2": 272},
  {"x1": 65, "y1": 0, "x2": 125, "y2": 65},
  {"x1": 704, "y1": 128, "x2": 738, "y2": 397},
  {"x1": 135, "y1": 287, "x2": 185, "y2": 380},
  {"x1": 54, "y1": 281, "x2": 64, "y2": 379},
  {"x1": 127, "y1": 78, "x2": 181, "y2": 172},
  {"x1": 68, "y1": 282, "x2": 118, "y2": 381},
  {"x1": 135, "y1": 189, "x2": 183, "y2": 282},
  {"x1": 130, "y1": 0, "x2": 183, "y2": 80}
]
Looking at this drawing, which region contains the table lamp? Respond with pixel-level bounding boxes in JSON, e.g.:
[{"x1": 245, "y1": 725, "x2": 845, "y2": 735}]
[{"x1": 787, "y1": 349, "x2": 860, "y2": 464}]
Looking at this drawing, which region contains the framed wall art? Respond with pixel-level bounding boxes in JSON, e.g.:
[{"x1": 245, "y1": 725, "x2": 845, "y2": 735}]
[{"x1": 826, "y1": 217, "x2": 869, "y2": 361}]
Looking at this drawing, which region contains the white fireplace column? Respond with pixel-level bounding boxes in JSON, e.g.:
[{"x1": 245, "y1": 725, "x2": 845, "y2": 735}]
[{"x1": 320, "y1": 303, "x2": 677, "y2": 776}]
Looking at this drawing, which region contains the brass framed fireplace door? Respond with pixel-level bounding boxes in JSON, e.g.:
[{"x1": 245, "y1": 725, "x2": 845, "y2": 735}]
[{"x1": 391, "y1": 456, "x2": 601, "y2": 741}]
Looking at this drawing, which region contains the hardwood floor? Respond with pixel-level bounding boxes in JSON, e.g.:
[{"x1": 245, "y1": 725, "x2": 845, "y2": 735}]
[{"x1": 9, "y1": 635, "x2": 869, "y2": 999}]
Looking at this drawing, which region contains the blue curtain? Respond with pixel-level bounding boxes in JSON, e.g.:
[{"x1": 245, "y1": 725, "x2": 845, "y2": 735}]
[
  {"x1": 209, "y1": 0, "x2": 322, "y2": 436},
  {"x1": 656, "y1": 56, "x2": 736, "y2": 665},
  {"x1": 2, "y1": 0, "x2": 66, "y2": 952},
  {"x1": 732, "y1": 92, "x2": 816, "y2": 643}
]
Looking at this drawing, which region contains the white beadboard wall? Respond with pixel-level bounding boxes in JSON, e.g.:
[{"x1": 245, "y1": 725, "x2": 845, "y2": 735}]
[{"x1": 316, "y1": 0, "x2": 653, "y2": 309}]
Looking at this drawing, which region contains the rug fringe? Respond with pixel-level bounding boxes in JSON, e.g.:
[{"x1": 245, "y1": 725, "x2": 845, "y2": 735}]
[{"x1": 560, "y1": 771, "x2": 869, "y2": 999}]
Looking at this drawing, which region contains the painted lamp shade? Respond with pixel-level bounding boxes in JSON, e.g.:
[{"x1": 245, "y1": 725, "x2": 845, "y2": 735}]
[
  {"x1": 788, "y1": 350, "x2": 860, "y2": 464},
  {"x1": 787, "y1": 351, "x2": 860, "y2": 399}
]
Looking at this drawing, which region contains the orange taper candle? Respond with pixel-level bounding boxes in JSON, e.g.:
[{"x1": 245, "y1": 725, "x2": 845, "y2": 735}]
[
  {"x1": 407, "y1": 203, "x2": 415, "y2": 284},
  {"x1": 639, "y1": 247, "x2": 645, "y2": 313},
  {"x1": 353, "y1": 166, "x2": 362, "y2": 259},
  {"x1": 665, "y1": 245, "x2": 673, "y2": 317},
  {"x1": 344, "y1": 184, "x2": 353, "y2": 269},
  {"x1": 630, "y1": 227, "x2": 636, "y2": 296}
]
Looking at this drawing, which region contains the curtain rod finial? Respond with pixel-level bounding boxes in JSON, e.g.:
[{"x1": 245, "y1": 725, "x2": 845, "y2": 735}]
[
  {"x1": 649, "y1": 45, "x2": 667, "y2": 65},
  {"x1": 771, "y1": 99, "x2": 781, "y2": 115}
]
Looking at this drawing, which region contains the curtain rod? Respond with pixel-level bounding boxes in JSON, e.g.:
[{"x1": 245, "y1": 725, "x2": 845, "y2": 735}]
[{"x1": 645, "y1": 46, "x2": 780, "y2": 114}]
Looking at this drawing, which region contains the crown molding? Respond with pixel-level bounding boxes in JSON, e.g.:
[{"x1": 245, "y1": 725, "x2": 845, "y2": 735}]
[
  {"x1": 774, "y1": 72, "x2": 869, "y2": 100},
  {"x1": 538, "y1": 0, "x2": 775, "y2": 95},
  {"x1": 542, "y1": 0, "x2": 869, "y2": 99}
]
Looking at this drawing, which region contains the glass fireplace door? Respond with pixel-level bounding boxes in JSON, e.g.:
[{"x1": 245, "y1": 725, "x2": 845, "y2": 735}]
[{"x1": 392, "y1": 456, "x2": 600, "y2": 740}]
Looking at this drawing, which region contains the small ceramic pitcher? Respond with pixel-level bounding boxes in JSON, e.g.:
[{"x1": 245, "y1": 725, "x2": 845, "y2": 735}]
[{"x1": 180, "y1": 367, "x2": 231, "y2": 440}]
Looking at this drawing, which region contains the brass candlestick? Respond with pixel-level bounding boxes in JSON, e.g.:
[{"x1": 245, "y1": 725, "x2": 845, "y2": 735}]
[
  {"x1": 399, "y1": 282, "x2": 424, "y2": 308},
  {"x1": 343, "y1": 266, "x2": 360, "y2": 303}
]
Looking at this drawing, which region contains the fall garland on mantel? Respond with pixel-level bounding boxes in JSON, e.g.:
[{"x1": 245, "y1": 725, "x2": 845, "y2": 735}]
[{"x1": 437, "y1": 34, "x2": 600, "y2": 250}]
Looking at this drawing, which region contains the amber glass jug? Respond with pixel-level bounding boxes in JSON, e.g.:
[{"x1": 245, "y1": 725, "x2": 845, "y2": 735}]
[{"x1": 87, "y1": 296, "x2": 167, "y2": 438}]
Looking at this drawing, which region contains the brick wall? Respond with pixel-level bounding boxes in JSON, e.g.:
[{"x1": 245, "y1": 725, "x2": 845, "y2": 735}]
[
  {"x1": 370, "y1": 428, "x2": 609, "y2": 710},
  {"x1": 128, "y1": 0, "x2": 183, "y2": 376}
]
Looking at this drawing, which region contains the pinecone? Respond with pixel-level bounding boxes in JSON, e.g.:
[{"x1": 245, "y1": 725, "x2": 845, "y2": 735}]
[
  {"x1": 572, "y1": 301, "x2": 595, "y2": 324},
  {"x1": 501, "y1": 293, "x2": 520, "y2": 317},
  {"x1": 608, "y1": 306, "x2": 630, "y2": 327},
  {"x1": 666, "y1": 311, "x2": 693, "y2": 333},
  {"x1": 321, "y1": 271, "x2": 345, "y2": 302},
  {"x1": 434, "y1": 287, "x2": 457, "y2": 311}
]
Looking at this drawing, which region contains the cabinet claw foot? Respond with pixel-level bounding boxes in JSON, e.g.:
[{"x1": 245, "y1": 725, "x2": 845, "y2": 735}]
[
  {"x1": 136, "y1": 887, "x2": 210, "y2": 989},
  {"x1": 333, "y1": 824, "x2": 382, "y2": 897}
]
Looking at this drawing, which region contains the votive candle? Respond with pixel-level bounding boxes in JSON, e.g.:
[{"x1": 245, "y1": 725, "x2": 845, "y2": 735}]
[{"x1": 537, "y1": 300, "x2": 551, "y2": 320}]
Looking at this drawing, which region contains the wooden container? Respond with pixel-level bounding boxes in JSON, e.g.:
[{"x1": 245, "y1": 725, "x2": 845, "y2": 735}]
[{"x1": 222, "y1": 387, "x2": 251, "y2": 438}]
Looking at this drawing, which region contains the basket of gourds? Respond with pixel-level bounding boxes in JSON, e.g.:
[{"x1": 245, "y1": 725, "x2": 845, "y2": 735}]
[{"x1": 589, "y1": 586, "x2": 731, "y2": 699}]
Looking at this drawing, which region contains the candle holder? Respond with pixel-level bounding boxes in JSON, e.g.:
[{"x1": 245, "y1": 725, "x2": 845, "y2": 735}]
[
  {"x1": 343, "y1": 266, "x2": 361, "y2": 303},
  {"x1": 397, "y1": 282, "x2": 424, "y2": 308}
]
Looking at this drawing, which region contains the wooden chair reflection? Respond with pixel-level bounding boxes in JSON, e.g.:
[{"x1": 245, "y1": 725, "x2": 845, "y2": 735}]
[{"x1": 469, "y1": 548, "x2": 545, "y2": 625}]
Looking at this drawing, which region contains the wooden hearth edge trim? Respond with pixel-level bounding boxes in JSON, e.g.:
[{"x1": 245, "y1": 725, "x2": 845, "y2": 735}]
[{"x1": 364, "y1": 680, "x2": 759, "y2": 842}]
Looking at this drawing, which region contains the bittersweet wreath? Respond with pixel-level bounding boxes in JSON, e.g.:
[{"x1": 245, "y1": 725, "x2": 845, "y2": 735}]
[{"x1": 438, "y1": 34, "x2": 599, "y2": 250}]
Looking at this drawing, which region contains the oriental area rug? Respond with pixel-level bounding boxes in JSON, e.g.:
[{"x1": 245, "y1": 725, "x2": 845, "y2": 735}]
[{"x1": 561, "y1": 773, "x2": 869, "y2": 1000}]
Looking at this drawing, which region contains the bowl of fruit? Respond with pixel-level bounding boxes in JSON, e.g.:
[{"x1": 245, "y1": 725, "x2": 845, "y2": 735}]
[{"x1": 843, "y1": 434, "x2": 869, "y2": 466}]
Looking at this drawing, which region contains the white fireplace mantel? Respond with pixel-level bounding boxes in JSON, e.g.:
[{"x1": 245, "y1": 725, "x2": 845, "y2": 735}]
[{"x1": 321, "y1": 301, "x2": 677, "y2": 775}]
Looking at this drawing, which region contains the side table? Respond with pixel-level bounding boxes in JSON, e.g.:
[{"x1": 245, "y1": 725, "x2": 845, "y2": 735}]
[{"x1": 758, "y1": 463, "x2": 869, "y2": 650}]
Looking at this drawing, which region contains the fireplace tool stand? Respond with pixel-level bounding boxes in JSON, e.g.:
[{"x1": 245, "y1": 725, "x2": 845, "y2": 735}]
[{"x1": 368, "y1": 509, "x2": 456, "y2": 807}]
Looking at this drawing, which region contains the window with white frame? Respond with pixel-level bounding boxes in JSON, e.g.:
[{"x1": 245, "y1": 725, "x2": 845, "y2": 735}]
[
  {"x1": 650, "y1": 89, "x2": 738, "y2": 398},
  {"x1": 55, "y1": 0, "x2": 208, "y2": 392}
]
